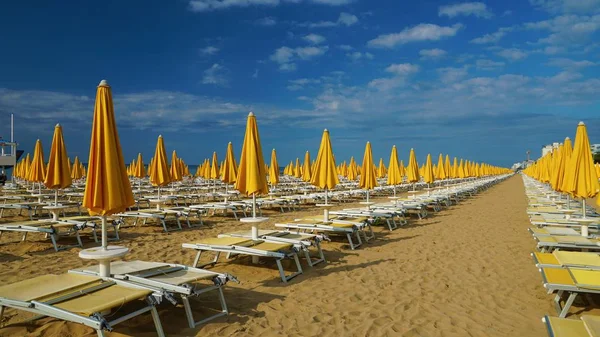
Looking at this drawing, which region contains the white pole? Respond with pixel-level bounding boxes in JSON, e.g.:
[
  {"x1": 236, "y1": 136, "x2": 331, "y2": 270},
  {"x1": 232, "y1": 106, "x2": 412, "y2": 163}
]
[
  {"x1": 325, "y1": 187, "x2": 328, "y2": 205},
  {"x1": 55, "y1": 189, "x2": 58, "y2": 206},
  {"x1": 252, "y1": 193, "x2": 256, "y2": 218},
  {"x1": 102, "y1": 215, "x2": 108, "y2": 249},
  {"x1": 99, "y1": 215, "x2": 111, "y2": 277}
]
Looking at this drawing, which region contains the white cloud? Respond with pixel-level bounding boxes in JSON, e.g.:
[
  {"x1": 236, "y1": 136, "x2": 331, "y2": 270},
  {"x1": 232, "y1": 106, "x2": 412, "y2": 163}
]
[
  {"x1": 438, "y1": 2, "x2": 493, "y2": 18},
  {"x1": 543, "y1": 70, "x2": 583, "y2": 84},
  {"x1": 475, "y1": 59, "x2": 505, "y2": 70},
  {"x1": 270, "y1": 45, "x2": 328, "y2": 71},
  {"x1": 385, "y1": 63, "x2": 420, "y2": 75},
  {"x1": 529, "y1": 0, "x2": 600, "y2": 14},
  {"x1": 303, "y1": 33, "x2": 326, "y2": 44},
  {"x1": 189, "y1": 0, "x2": 279, "y2": 12},
  {"x1": 546, "y1": 58, "x2": 596, "y2": 69},
  {"x1": 255, "y1": 17, "x2": 277, "y2": 26},
  {"x1": 188, "y1": 0, "x2": 354, "y2": 11},
  {"x1": 524, "y1": 14, "x2": 600, "y2": 46},
  {"x1": 202, "y1": 64, "x2": 229, "y2": 86},
  {"x1": 338, "y1": 44, "x2": 353, "y2": 51},
  {"x1": 200, "y1": 46, "x2": 220, "y2": 55},
  {"x1": 470, "y1": 27, "x2": 514, "y2": 44},
  {"x1": 496, "y1": 48, "x2": 528, "y2": 60},
  {"x1": 297, "y1": 12, "x2": 359, "y2": 28},
  {"x1": 368, "y1": 23, "x2": 463, "y2": 48},
  {"x1": 437, "y1": 67, "x2": 469, "y2": 83},
  {"x1": 252, "y1": 69, "x2": 259, "y2": 78},
  {"x1": 346, "y1": 51, "x2": 374, "y2": 60},
  {"x1": 419, "y1": 48, "x2": 447, "y2": 59},
  {"x1": 287, "y1": 78, "x2": 321, "y2": 90},
  {"x1": 296, "y1": 46, "x2": 329, "y2": 59}
]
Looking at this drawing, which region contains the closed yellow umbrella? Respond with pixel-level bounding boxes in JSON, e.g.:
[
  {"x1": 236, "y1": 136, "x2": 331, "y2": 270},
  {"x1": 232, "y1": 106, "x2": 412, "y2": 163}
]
[
  {"x1": 558, "y1": 137, "x2": 573, "y2": 193},
  {"x1": 562, "y1": 122, "x2": 599, "y2": 222},
  {"x1": 235, "y1": 112, "x2": 269, "y2": 219},
  {"x1": 359, "y1": 141, "x2": 378, "y2": 204},
  {"x1": 423, "y1": 153, "x2": 435, "y2": 185},
  {"x1": 399, "y1": 160, "x2": 406, "y2": 178},
  {"x1": 82, "y1": 79, "x2": 134, "y2": 276},
  {"x1": 170, "y1": 150, "x2": 182, "y2": 182},
  {"x1": 23, "y1": 153, "x2": 31, "y2": 183},
  {"x1": 222, "y1": 142, "x2": 238, "y2": 185},
  {"x1": 71, "y1": 156, "x2": 83, "y2": 180},
  {"x1": 444, "y1": 155, "x2": 451, "y2": 179},
  {"x1": 29, "y1": 139, "x2": 46, "y2": 195},
  {"x1": 457, "y1": 159, "x2": 466, "y2": 179},
  {"x1": 210, "y1": 152, "x2": 219, "y2": 180},
  {"x1": 406, "y1": 148, "x2": 420, "y2": 184},
  {"x1": 436, "y1": 153, "x2": 447, "y2": 181},
  {"x1": 134, "y1": 153, "x2": 146, "y2": 179},
  {"x1": 45, "y1": 124, "x2": 72, "y2": 207},
  {"x1": 387, "y1": 145, "x2": 402, "y2": 197},
  {"x1": 302, "y1": 151, "x2": 312, "y2": 182},
  {"x1": 311, "y1": 129, "x2": 339, "y2": 199},
  {"x1": 377, "y1": 158, "x2": 386, "y2": 178},
  {"x1": 348, "y1": 157, "x2": 357, "y2": 181},
  {"x1": 150, "y1": 135, "x2": 172, "y2": 196},
  {"x1": 269, "y1": 148, "x2": 280, "y2": 186},
  {"x1": 294, "y1": 158, "x2": 302, "y2": 179}
]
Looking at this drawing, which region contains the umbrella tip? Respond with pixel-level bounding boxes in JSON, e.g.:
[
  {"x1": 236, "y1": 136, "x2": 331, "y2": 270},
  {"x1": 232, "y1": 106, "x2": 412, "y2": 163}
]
[
  {"x1": 324, "y1": 128, "x2": 328, "y2": 132},
  {"x1": 99, "y1": 79, "x2": 108, "y2": 86},
  {"x1": 578, "y1": 121, "x2": 585, "y2": 125},
  {"x1": 248, "y1": 111, "x2": 254, "y2": 117},
  {"x1": 55, "y1": 123, "x2": 60, "y2": 127}
]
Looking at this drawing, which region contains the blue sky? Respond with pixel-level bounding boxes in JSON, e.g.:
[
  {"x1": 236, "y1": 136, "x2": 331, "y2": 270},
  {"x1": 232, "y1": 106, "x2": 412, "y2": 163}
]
[{"x1": 1, "y1": 0, "x2": 599, "y2": 168}]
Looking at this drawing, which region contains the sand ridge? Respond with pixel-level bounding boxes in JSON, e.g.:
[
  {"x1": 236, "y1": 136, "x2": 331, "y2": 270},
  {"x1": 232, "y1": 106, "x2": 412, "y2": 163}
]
[{"x1": 0, "y1": 176, "x2": 554, "y2": 337}]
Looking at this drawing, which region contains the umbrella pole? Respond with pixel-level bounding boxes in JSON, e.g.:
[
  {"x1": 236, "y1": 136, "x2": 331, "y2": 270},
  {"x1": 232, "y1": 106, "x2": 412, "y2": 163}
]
[
  {"x1": 252, "y1": 193, "x2": 256, "y2": 218},
  {"x1": 393, "y1": 185, "x2": 396, "y2": 198},
  {"x1": 54, "y1": 190, "x2": 58, "y2": 206}
]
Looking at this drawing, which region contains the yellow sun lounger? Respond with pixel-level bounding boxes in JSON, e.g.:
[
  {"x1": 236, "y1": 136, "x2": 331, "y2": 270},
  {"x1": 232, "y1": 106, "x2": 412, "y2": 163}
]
[
  {"x1": 529, "y1": 227, "x2": 581, "y2": 237},
  {"x1": 532, "y1": 251, "x2": 600, "y2": 269},
  {"x1": 218, "y1": 229, "x2": 327, "y2": 267},
  {"x1": 182, "y1": 237, "x2": 303, "y2": 283},
  {"x1": 70, "y1": 260, "x2": 237, "y2": 329},
  {"x1": 0, "y1": 273, "x2": 164, "y2": 337},
  {"x1": 543, "y1": 315, "x2": 600, "y2": 337},
  {"x1": 275, "y1": 217, "x2": 371, "y2": 250},
  {"x1": 536, "y1": 235, "x2": 600, "y2": 253},
  {"x1": 539, "y1": 267, "x2": 600, "y2": 317},
  {"x1": 0, "y1": 219, "x2": 83, "y2": 251}
]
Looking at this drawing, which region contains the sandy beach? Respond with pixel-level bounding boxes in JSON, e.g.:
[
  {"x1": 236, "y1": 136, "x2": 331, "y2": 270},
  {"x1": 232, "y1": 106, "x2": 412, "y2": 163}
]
[{"x1": 0, "y1": 176, "x2": 559, "y2": 336}]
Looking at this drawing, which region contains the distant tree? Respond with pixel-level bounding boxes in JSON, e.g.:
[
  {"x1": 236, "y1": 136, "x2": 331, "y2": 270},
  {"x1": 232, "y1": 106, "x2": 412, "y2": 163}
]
[{"x1": 594, "y1": 152, "x2": 600, "y2": 164}]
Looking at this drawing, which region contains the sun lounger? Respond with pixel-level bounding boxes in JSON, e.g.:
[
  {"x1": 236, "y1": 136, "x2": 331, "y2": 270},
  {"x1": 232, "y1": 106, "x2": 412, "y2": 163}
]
[
  {"x1": 70, "y1": 260, "x2": 237, "y2": 328},
  {"x1": 532, "y1": 251, "x2": 600, "y2": 270},
  {"x1": 0, "y1": 219, "x2": 83, "y2": 251},
  {"x1": 56, "y1": 216, "x2": 121, "y2": 242},
  {"x1": 528, "y1": 227, "x2": 582, "y2": 237},
  {"x1": 536, "y1": 235, "x2": 600, "y2": 253},
  {"x1": 188, "y1": 203, "x2": 246, "y2": 220},
  {"x1": 0, "y1": 273, "x2": 165, "y2": 337},
  {"x1": 542, "y1": 315, "x2": 600, "y2": 337},
  {"x1": 182, "y1": 237, "x2": 303, "y2": 283},
  {"x1": 0, "y1": 202, "x2": 47, "y2": 220},
  {"x1": 275, "y1": 219, "x2": 365, "y2": 250},
  {"x1": 538, "y1": 267, "x2": 600, "y2": 317},
  {"x1": 218, "y1": 229, "x2": 327, "y2": 267},
  {"x1": 330, "y1": 209, "x2": 401, "y2": 231},
  {"x1": 114, "y1": 208, "x2": 190, "y2": 232}
]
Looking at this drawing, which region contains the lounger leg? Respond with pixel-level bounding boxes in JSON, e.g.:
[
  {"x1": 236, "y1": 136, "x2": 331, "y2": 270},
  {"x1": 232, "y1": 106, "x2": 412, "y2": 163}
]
[
  {"x1": 96, "y1": 329, "x2": 106, "y2": 337},
  {"x1": 0, "y1": 305, "x2": 5, "y2": 327},
  {"x1": 175, "y1": 217, "x2": 183, "y2": 230},
  {"x1": 75, "y1": 231, "x2": 83, "y2": 248},
  {"x1": 217, "y1": 286, "x2": 229, "y2": 315},
  {"x1": 113, "y1": 224, "x2": 120, "y2": 241},
  {"x1": 150, "y1": 306, "x2": 166, "y2": 337},
  {"x1": 182, "y1": 296, "x2": 196, "y2": 329},
  {"x1": 558, "y1": 292, "x2": 578, "y2": 318},
  {"x1": 193, "y1": 251, "x2": 202, "y2": 268},
  {"x1": 160, "y1": 220, "x2": 168, "y2": 233},
  {"x1": 50, "y1": 234, "x2": 59, "y2": 252},
  {"x1": 92, "y1": 227, "x2": 99, "y2": 243}
]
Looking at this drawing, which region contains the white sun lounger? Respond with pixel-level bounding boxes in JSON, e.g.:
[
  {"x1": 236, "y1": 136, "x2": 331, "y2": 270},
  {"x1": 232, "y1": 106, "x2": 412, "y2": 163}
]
[
  {"x1": 0, "y1": 219, "x2": 83, "y2": 251},
  {"x1": 182, "y1": 237, "x2": 303, "y2": 283},
  {"x1": 538, "y1": 267, "x2": 600, "y2": 318},
  {"x1": 0, "y1": 273, "x2": 165, "y2": 337},
  {"x1": 275, "y1": 218, "x2": 367, "y2": 250},
  {"x1": 70, "y1": 260, "x2": 237, "y2": 329},
  {"x1": 536, "y1": 235, "x2": 600, "y2": 253},
  {"x1": 218, "y1": 229, "x2": 327, "y2": 267},
  {"x1": 114, "y1": 208, "x2": 191, "y2": 232}
]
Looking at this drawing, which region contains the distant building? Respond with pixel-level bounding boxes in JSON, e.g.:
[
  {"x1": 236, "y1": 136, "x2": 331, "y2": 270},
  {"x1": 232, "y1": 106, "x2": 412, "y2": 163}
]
[
  {"x1": 542, "y1": 142, "x2": 559, "y2": 157},
  {"x1": 592, "y1": 144, "x2": 600, "y2": 154}
]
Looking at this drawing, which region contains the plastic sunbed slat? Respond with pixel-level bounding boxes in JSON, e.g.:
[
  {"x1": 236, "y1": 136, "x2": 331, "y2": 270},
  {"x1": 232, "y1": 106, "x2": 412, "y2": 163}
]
[
  {"x1": 54, "y1": 285, "x2": 150, "y2": 316},
  {"x1": 554, "y1": 251, "x2": 600, "y2": 268},
  {"x1": 545, "y1": 316, "x2": 589, "y2": 337},
  {"x1": 570, "y1": 269, "x2": 600, "y2": 290},
  {"x1": 582, "y1": 315, "x2": 600, "y2": 337},
  {"x1": 0, "y1": 274, "x2": 101, "y2": 302},
  {"x1": 543, "y1": 268, "x2": 576, "y2": 286},
  {"x1": 534, "y1": 252, "x2": 560, "y2": 266}
]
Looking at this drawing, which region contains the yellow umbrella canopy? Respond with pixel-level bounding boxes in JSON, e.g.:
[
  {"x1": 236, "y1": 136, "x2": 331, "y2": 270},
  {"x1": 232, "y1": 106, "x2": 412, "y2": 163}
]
[
  {"x1": 28, "y1": 139, "x2": 46, "y2": 183},
  {"x1": 406, "y1": 148, "x2": 420, "y2": 183},
  {"x1": 210, "y1": 152, "x2": 219, "y2": 180},
  {"x1": 44, "y1": 124, "x2": 72, "y2": 191},
  {"x1": 150, "y1": 135, "x2": 172, "y2": 187},
  {"x1": 359, "y1": 141, "x2": 378, "y2": 190},
  {"x1": 387, "y1": 145, "x2": 402, "y2": 185},
  {"x1": 71, "y1": 156, "x2": 83, "y2": 180},
  {"x1": 310, "y1": 129, "x2": 339, "y2": 192},
  {"x1": 562, "y1": 122, "x2": 599, "y2": 205},
  {"x1": 294, "y1": 158, "x2": 302, "y2": 178},
  {"x1": 444, "y1": 155, "x2": 451, "y2": 178},
  {"x1": 170, "y1": 150, "x2": 182, "y2": 182},
  {"x1": 269, "y1": 148, "x2": 280, "y2": 186},
  {"x1": 302, "y1": 151, "x2": 312, "y2": 182},
  {"x1": 436, "y1": 153, "x2": 447, "y2": 180},
  {"x1": 558, "y1": 137, "x2": 573, "y2": 193},
  {"x1": 222, "y1": 142, "x2": 238, "y2": 184},
  {"x1": 235, "y1": 112, "x2": 268, "y2": 198},
  {"x1": 377, "y1": 158, "x2": 386, "y2": 178},
  {"x1": 423, "y1": 153, "x2": 435, "y2": 184},
  {"x1": 134, "y1": 153, "x2": 146, "y2": 178},
  {"x1": 23, "y1": 153, "x2": 31, "y2": 181},
  {"x1": 399, "y1": 160, "x2": 406, "y2": 178},
  {"x1": 83, "y1": 80, "x2": 134, "y2": 217}
]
